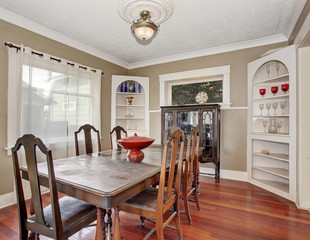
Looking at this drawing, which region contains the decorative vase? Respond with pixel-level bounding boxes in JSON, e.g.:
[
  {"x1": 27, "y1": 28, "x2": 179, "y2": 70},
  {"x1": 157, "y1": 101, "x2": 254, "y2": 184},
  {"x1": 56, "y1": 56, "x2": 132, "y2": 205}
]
[{"x1": 127, "y1": 96, "x2": 134, "y2": 105}]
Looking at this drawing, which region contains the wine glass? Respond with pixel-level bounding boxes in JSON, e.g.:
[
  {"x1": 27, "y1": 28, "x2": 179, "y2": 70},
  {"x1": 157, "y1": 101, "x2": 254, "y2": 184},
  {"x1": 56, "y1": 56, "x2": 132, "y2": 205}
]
[
  {"x1": 259, "y1": 103, "x2": 264, "y2": 116},
  {"x1": 272, "y1": 102, "x2": 278, "y2": 115},
  {"x1": 277, "y1": 121, "x2": 283, "y2": 134},
  {"x1": 266, "y1": 103, "x2": 271, "y2": 115},
  {"x1": 263, "y1": 120, "x2": 268, "y2": 133},
  {"x1": 266, "y1": 64, "x2": 270, "y2": 78},
  {"x1": 259, "y1": 88, "x2": 266, "y2": 98},
  {"x1": 280, "y1": 101, "x2": 287, "y2": 115},
  {"x1": 275, "y1": 62, "x2": 280, "y2": 75},
  {"x1": 281, "y1": 84, "x2": 289, "y2": 94},
  {"x1": 271, "y1": 86, "x2": 278, "y2": 96}
]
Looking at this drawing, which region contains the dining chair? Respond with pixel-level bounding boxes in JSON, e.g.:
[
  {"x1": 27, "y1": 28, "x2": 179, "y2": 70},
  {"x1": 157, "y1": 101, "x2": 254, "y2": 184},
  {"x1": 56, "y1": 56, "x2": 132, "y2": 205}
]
[
  {"x1": 119, "y1": 129, "x2": 185, "y2": 240},
  {"x1": 11, "y1": 134, "x2": 97, "y2": 240},
  {"x1": 75, "y1": 124, "x2": 101, "y2": 155},
  {"x1": 109, "y1": 125, "x2": 127, "y2": 150},
  {"x1": 182, "y1": 127, "x2": 200, "y2": 224},
  {"x1": 162, "y1": 125, "x2": 181, "y2": 144}
]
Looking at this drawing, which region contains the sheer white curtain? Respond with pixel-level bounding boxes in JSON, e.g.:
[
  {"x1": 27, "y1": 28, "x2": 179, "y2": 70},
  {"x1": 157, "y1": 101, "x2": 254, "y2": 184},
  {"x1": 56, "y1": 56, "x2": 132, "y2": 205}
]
[{"x1": 7, "y1": 44, "x2": 101, "y2": 159}]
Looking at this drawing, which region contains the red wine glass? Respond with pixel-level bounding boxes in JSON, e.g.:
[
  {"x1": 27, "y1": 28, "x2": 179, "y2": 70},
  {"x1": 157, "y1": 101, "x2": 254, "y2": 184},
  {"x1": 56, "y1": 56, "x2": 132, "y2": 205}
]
[
  {"x1": 259, "y1": 88, "x2": 266, "y2": 97},
  {"x1": 281, "y1": 84, "x2": 289, "y2": 94},
  {"x1": 271, "y1": 86, "x2": 278, "y2": 96}
]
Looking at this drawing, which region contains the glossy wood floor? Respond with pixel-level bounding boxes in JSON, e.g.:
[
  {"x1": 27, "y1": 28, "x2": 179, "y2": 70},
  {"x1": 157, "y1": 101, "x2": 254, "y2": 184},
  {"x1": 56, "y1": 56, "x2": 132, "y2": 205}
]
[{"x1": 1, "y1": 176, "x2": 310, "y2": 240}]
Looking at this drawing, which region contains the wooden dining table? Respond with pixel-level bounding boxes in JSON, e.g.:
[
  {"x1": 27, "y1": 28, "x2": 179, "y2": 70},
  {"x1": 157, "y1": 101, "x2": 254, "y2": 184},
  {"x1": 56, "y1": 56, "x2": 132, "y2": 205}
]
[{"x1": 21, "y1": 145, "x2": 166, "y2": 240}]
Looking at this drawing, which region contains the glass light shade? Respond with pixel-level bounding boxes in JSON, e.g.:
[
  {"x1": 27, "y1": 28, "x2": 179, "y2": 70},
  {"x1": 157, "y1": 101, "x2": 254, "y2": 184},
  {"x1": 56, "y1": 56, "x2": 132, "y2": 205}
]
[
  {"x1": 131, "y1": 11, "x2": 158, "y2": 41},
  {"x1": 134, "y1": 26, "x2": 155, "y2": 40}
]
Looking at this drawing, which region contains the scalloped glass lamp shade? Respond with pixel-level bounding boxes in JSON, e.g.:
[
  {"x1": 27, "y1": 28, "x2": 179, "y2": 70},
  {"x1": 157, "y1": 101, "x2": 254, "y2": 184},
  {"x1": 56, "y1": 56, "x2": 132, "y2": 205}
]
[{"x1": 131, "y1": 11, "x2": 158, "y2": 40}]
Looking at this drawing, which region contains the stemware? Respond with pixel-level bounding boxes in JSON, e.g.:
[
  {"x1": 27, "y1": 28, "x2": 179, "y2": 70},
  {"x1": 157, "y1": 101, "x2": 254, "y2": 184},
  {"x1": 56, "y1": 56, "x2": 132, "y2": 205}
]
[
  {"x1": 259, "y1": 88, "x2": 266, "y2": 98},
  {"x1": 280, "y1": 101, "x2": 287, "y2": 114},
  {"x1": 277, "y1": 121, "x2": 283, "y2": 134},
  {"x1": 266, "y1": 103, "x2": 271, "y2": 115},
  {"x1": 271, "y1": 86, "x2": 278, "y2": 96},
  {"x1": 266, "y1": 64, "x2": 270, "y2": 78},
  {"x1": 272, "y1": 102, "x2": 278, "y2": 115},
  {"x1": 259, "y1": 103, "x2": 264, "y2": 116},
  {"x1": 281, "y1": 83, "x2": 289, "y2": 94},
  {"x1": 275, "y1": 62, "x2": 280, "y2": 75},
  {"x1": 263, "y1": 120, "x2": 268, "y2": 133}
]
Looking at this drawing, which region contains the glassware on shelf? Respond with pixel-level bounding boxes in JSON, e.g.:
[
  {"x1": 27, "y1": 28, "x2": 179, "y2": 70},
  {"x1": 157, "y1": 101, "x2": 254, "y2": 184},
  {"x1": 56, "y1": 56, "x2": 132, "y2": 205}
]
[
  {"x1": 259, "y1": 103, "x2": 264, "y2": 116},
  {"x1": 266, "y1": 64, "x2": 270, "y2": 78},
  {"x1": 266, "y1": 103, "x2": 271, "y2": 115},
  {"x1": 263, "y1": 120, "x2": 268, "y2": 133},
  {"x1": 272, "y1": 102, "x2": 278, "y2": 115},
  {"x1": 268, "y1": 119, "x2": 278, "y2": 134},
  {"x1": 281, "y1": 83, "x2": 289, "y2": 94},
  {"x1": 271, "y1": 86, "x2": 278, "y2": 96},
  {"x1": 280, "y1": 101, "x2": 287, "y2": 114},
  {"x1": 259, "y1": 88, "x2": 266, "y2": 98},
  {"x1": 275, "y1": 62, "x2": 280, "y2": 75},
  {"x1": 277, "y1": 120, "x2": 283, "y2": 134}
]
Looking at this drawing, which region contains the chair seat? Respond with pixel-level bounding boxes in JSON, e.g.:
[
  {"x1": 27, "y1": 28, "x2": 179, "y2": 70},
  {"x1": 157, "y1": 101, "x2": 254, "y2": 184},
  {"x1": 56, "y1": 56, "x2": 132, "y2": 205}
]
[{"x1": 29, "y1": 196, "x2": 97, "y2": 232}]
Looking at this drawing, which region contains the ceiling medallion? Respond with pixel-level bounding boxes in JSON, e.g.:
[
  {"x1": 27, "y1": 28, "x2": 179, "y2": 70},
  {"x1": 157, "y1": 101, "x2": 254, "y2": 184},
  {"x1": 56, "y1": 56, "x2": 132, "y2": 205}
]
[{"x1": 118, "y1": 0, "x2": 174, "y2": 41}]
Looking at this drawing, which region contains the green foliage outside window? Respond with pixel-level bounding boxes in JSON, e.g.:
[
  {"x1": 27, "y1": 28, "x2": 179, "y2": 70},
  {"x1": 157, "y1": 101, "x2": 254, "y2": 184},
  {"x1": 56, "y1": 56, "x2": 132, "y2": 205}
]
[{"x1": 172, "y1": 80, "x2": 223, "y2": 105}]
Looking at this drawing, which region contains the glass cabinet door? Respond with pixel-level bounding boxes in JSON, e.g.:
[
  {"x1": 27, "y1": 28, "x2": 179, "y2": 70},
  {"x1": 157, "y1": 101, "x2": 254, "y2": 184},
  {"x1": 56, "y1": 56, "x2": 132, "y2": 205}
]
[
  {"x1": 202, "y1": 110, "x2": 214, "y2": 158},
  {"x1": 176, "y1": 111, "x2": 199, "y2": 144}
]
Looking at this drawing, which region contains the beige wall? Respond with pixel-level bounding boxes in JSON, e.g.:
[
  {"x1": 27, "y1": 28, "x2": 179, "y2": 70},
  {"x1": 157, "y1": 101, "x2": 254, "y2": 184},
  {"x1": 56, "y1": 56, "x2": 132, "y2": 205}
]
[
  {"x1": 298, "y1": 46, "x2": 310, "y2": 206},
  {"x1": 128, "y1": 43, "x2": 286, "y2": 171},
  {"x1": 0, "y1": 19, "x2": 128, "y2": 195}
]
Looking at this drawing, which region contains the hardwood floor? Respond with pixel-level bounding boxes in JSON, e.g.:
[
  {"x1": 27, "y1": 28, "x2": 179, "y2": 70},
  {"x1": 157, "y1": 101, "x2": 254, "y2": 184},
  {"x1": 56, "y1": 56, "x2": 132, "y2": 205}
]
[{"x1": 1, "y1": 176, "x2": 310, "y2": 240}]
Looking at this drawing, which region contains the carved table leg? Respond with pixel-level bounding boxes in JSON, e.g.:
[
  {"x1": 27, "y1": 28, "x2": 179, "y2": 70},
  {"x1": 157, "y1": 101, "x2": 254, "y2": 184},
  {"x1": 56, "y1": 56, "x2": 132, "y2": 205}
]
[
  {"x1": 113, "y1": 206, "x2": 121, "y2": 240},
  {"x1": 95, "y1": 207, "x2": 104, "y2": 240},
  {"x1": 106, "y1": 209, "x2": 112, "y2": 240}
]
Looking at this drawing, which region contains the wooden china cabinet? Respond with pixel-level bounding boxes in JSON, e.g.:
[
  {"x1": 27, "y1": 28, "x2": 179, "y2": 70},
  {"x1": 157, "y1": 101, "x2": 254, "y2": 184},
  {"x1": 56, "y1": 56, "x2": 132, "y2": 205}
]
[{"x1": 161, "y1": 104, "x2": 221, "y2": 182}]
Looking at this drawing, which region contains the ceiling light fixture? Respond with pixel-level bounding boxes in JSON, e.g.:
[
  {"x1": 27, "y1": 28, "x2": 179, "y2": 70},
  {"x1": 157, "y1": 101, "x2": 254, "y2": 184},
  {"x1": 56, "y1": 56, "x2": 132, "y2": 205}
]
[{"x1": 118, "y1": 0, "x2": 173, "y2": 41}]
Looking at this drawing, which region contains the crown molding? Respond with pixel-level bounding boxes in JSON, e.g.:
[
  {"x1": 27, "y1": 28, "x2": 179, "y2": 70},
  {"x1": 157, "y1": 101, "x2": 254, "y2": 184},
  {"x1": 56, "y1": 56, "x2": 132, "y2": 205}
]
[
  {"x1": 128, "y1": 34, "x2": 288, "y2": 69},
  {"x1": 0, "y1": 7, "x2": 129, "y2": 69},
  {"x1": 294, "y1": 11, "x2": 310, "y2": 48}
]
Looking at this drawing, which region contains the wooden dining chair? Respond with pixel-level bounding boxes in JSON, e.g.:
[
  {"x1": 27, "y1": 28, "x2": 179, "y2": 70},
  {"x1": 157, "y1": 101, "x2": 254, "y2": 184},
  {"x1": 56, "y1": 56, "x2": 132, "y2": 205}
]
[
  {"x1": 75, "y1": 124, "x2": 101, "y2": 155},
  {"x1": 162, "y1": 125, "x2": 181, "y2": 144},
  {"x1": 119, "y1": 129, "x2": 185, "y2": 240},
  {"x1": 11, "y1": 134, "x2": 97, "y2": 240},
  {"x1": 109, "y1": 125, "x2": 127, "y2": 150},
  {"x1": 182, "y1": 127, "x2": 200, "y2": 224}
]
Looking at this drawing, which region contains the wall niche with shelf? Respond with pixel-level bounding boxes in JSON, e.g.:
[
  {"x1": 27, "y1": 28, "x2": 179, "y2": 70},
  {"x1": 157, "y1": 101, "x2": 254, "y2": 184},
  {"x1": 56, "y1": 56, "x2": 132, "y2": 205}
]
[
  {"x1": 247, "y1": 45, "x2": 296, "y2": 202},
  {"x1": 111, "y1": 76, "x2": 149, "y2": 142}
]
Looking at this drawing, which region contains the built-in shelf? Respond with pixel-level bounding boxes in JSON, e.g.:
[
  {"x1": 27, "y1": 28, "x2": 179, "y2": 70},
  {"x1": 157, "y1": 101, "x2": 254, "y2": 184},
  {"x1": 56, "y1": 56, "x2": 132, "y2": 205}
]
[
  {"x1": 116, "y1": 117, "x2": 145, "y2": 120},
  {"x1": 116, "y1": 104, "x2": 145, "y2": 107},
  {"x1": 253, "y1": 178, "x2": 289, "y2": 193},
  {"x1": 253, "y1": 94, "x2": 289, "y2": 101},
  {"x1": 253, "y1": 114, "x2": 289, "y2": 118},
  {"x1": 116, "y1": 92, "x2": 145, "y2": 95},
  {"x1": 251, "y1": 132, "x2": 289, "y2": 136},
  {"x1": 252, "y1": 74, "x2": 289, "y2": 85},
  {"x1": 253, "y1": 166, "x2": 289, "y2": 179},
  {"x1": 252, "y1": 152, "x2": 289, "y2": 162}
]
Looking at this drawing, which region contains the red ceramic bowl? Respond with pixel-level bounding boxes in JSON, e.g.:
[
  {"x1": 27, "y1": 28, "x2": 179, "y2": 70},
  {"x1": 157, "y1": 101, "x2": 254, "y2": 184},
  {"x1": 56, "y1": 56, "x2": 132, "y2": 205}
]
[
  {"x1": 117, "y1": 133, "x2": 155, "y2": 163},
  {"x1": 259, "y1": 88, "x2": 266, "y2": 96},
  {"x1": 281, "y1": 83, "x2": 289, "y2": 92},
  {"x1": 271, "y1": 86, "x2": 278, "y2": 94}
]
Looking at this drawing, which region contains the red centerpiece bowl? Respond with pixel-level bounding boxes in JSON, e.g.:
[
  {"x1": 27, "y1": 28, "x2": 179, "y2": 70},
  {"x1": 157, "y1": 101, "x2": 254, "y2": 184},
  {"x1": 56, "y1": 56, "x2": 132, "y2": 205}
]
[
  {"x1": 117, "y1": 133, "x2": 155, "y2": 163},
  {"x1": 271, "y1": 86, "x2": 278, "y2": 95},
  {"x1": 281, "y1": 83, "x2": 289, "y2": 92},
  {"x1": 259, "y1": 88, "x2": 266, "y2": 96}
]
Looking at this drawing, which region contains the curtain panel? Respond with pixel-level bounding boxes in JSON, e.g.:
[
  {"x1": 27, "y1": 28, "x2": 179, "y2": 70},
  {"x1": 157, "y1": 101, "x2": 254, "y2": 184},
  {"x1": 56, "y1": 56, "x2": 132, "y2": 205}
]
[{"x1": 7, "y1": 44, "x2": 101, "y2": 159}]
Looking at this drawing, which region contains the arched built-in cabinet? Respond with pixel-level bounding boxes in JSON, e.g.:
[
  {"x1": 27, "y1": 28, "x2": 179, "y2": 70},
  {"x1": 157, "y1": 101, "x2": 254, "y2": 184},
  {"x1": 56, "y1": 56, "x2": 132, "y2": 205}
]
[
  {"x1": 111, "y1": 75, "x2": 149, "y2": 141},
  {"x1": 247, "y1": 45, "x2": 296, "y2": 202}
]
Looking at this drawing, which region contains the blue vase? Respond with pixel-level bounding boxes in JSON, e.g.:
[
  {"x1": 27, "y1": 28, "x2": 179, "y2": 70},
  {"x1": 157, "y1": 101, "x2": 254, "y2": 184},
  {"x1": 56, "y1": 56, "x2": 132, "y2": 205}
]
[
  {"x1": 124, "y1": 82, "x2": 128, "y2": 92},
  {"x1": 138, "y1": 84, "x2": 141, "y2": 93},
  {"x1": 120, "y1": 83, "x2": 123, "y2": 92},
  {"x1": 133, "y1": 83, "x2": 136, "y2": 93}
]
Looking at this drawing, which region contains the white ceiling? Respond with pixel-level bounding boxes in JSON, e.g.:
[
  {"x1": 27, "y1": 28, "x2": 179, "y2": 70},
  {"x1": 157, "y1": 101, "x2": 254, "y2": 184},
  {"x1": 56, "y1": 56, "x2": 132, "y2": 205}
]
[{"x1": 0, "y1": 0, "x2": 306, "y2": 69}]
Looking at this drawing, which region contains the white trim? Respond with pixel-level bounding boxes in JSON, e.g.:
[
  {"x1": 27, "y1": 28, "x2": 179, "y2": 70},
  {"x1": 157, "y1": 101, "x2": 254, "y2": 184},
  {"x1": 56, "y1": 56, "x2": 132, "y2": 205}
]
[
  {"x1": 0, "y1": 7, "x2": 129, "y2": 69},
  {"x1": 129, "y1": 35, "x2": 287, "y2": 69},
  {"x1": 149, "y1": 109, "x2": 161, "y2": 113},
  {"x1": 294, "y1": 12, "x2": 310, "y2": 49},
  {"x1": 222, "y1": 106, "x2": 248, "y2": 110},
  {"x1": 0, "y1": 191, "x2": 16, "y2": 209},
  {"x1": 298, "y1": 201, "x2": 310, "y2": 210},
  {"x1": 200, "y1": 167, "x2": 248, "y2": 182}
]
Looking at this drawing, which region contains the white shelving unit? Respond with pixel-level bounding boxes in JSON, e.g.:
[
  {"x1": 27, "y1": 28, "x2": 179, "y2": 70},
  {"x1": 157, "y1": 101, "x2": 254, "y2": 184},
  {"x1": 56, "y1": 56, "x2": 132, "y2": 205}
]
[
  {"x1": 111, "y1": 75, "x2": 149, "y2": 138},
  {"x1": 247, "y1": 45, "x2": 296, "y2": 202}
]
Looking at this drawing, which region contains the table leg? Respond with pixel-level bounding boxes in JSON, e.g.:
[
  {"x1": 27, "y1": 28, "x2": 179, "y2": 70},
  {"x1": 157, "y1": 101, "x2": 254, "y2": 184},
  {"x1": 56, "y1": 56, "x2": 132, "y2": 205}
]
[
  {"x1": 113, "y1": 206, "x2": 121, "y2": 240},
  {"x1": 95, "y1": 207, "x2": 104, "y2": 240},
  {"x1": 106, "y1": 209, "x2": 112, "y2": 240}
]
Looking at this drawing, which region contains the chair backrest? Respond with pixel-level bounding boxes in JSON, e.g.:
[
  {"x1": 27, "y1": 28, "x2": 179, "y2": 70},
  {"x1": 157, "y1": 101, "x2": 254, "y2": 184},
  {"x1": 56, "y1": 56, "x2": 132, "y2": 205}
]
[
  {"x1": 184, "y1": 127, "x2": 200, "y2": 192},
  {"x1": 11, "y1": 134, "x2": 63, "y2": 239},
  {"x1": 75, "y1": 124, "x2": 101, "y2": 155},
  {"x1": 156, "y1": 129, "x2": 185, "y2": 214},
  {"x1": 162, "y1": 126, "x2": 181, "y2": 144},
  {"x1": 109, "y1": 126, "x2": 127, "y2": 150}
]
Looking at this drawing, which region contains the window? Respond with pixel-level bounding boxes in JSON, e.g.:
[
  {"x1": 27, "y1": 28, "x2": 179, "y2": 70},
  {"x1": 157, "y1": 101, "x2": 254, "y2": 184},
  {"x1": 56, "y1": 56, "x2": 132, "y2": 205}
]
[{"x1": 6, "y1": 44, "x2": 101, "y2": 157}]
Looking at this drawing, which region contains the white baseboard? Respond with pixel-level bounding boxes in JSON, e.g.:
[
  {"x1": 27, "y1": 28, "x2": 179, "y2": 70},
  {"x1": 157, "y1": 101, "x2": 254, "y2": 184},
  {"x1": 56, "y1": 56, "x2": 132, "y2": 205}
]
[
  {"x1": 298, "y1": 201, "x2": 310, "y2": 211},
  {"x1": 200, "y1": 167, "x2": 248, "y2": 182},
  {"x1": 0, "y1": 191, "x2": 16, "y2": 209}
]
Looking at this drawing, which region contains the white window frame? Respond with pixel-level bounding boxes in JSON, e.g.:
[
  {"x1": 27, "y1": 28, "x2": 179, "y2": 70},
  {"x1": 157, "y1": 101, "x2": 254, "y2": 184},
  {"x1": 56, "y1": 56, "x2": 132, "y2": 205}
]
[{"x1": 159, "y1": 65, "x2": 231, "y2": 109}]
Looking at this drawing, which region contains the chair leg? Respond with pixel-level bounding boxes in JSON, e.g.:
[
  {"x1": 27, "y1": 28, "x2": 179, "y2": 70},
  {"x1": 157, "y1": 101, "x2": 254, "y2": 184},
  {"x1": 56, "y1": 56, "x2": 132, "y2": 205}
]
[
  {"x1": 175, "y1": 209, "x2": 183, "y2": 240},
  {"x1": 193, "y1": 184, "x2": 200, "y2": 210},
  {"x1": 140, "y1": 216, "x2": 145, "y2": 227},
  {"x1": 155, "y1": 219, "x2": 164, "y2": 240},
  {"x1": 183, "y1": 193, "x2": 192, "y2": 224}
]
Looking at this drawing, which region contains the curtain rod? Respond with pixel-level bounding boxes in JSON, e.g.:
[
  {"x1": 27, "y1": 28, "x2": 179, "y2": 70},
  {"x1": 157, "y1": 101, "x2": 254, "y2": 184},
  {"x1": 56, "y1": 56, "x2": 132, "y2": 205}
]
[{"x1": 4, "y1": 42, "x2": 104, "y2": 75}]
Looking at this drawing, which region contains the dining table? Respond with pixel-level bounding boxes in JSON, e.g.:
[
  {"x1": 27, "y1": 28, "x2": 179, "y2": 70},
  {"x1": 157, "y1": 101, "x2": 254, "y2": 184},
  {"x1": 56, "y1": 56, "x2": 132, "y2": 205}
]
[{"x1": 21, "y1": 144, "x2": 203, "y2": 240}]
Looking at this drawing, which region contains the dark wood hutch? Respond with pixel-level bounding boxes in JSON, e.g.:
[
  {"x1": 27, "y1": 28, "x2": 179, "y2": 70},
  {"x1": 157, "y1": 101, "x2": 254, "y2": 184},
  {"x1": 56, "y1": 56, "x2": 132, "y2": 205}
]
[{"x1": 161, "y1": 104, "x2": 221, "y2": 182}]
